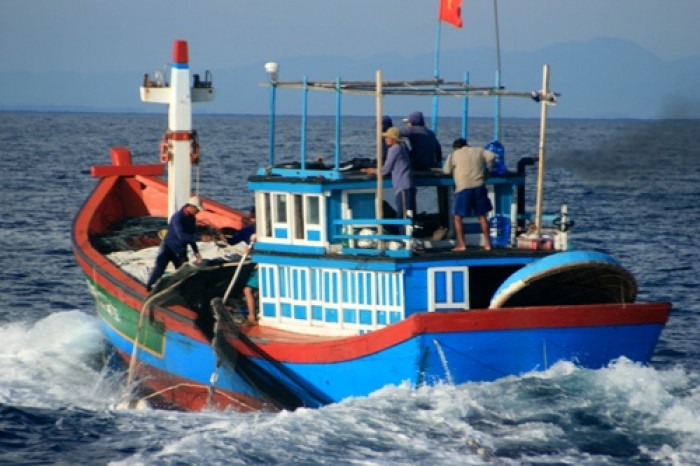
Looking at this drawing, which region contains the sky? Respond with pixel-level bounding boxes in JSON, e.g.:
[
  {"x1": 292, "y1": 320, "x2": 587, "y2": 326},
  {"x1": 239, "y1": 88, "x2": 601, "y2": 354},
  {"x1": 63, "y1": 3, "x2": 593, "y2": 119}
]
[{"x1": 1, "y1": 0, "x2": 699, "y2": 113}]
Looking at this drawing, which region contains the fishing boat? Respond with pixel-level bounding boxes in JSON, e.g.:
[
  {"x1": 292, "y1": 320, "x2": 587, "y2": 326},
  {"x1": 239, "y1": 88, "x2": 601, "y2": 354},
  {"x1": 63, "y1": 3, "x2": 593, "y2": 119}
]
[{"x1": 72, "y1": 39, "x2": 671, "y2": 412}]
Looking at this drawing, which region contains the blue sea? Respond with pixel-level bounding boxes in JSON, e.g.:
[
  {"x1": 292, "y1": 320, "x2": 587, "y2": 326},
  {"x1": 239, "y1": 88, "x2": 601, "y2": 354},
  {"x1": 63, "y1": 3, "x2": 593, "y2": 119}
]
[{"x1": 1, "y1": 111, "x2": 699, "y2": 465}]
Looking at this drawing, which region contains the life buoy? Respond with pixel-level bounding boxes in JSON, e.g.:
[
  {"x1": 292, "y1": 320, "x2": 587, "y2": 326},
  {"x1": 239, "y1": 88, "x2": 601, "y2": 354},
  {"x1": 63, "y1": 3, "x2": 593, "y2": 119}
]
[
  {"x1": 159, "y1": 131, "x2": 200, "y2": 164},
  {"x1": 190, "y1": 131, "x2": 200, "y2": 164},
  {"x1": 159, "y1": 133, "x2": 172, "y2": 163}
]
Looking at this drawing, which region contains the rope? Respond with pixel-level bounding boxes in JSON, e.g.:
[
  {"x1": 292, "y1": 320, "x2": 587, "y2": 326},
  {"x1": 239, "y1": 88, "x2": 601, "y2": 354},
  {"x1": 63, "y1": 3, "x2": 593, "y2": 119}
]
[
  {"x1": 134, "y1": 382, "x2": 256, "y2": 411},
  {"x1": 123, "y1": 264, "x2": 205, "y2": 408},
  {"x1": 122, "y1": 256, "x2": 332, "y2": 411},
  {"x1": 194, "y1": 164, "x2": 201, "y2": 198},
  {"x1": 207, "y1": 303, "x2": 223, "y2": 408},
  {"x1": 223, "y1": 243, "x2": 253, "y2": 304},
  {"x1": 206, "y1": 248, "x2": 252, "y2": 407}
]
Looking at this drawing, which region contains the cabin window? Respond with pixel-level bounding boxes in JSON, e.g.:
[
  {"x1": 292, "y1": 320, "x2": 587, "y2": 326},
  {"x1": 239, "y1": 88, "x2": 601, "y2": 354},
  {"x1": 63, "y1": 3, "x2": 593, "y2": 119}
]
[
  {"x1": 284, "y1": 193, "x2": 324, "y2": 244},
  {"x1": 261, "y1": 192, "x2": 272, "y2": 238},
  {"x1": 304, "y1": 195, "x2": 322, "y2": 242},
  {"x1": 272, "y1": 193, "x2": 289, "y2": 239},
  {"x1": 274, "y1": 194, "x2": 287, "y2": 223},
  {"x1": 258, "y1": 263, "x2": 404, "y2": 333},
  {"x1": 306, "y1": 196, "x2": 320, "y2": 226},
  {"x1": 255, "y1": 191, "x2": 326, "y2": 245},
  {"x1": 428, "y1": 266, "x2": 470, "y2": 311},
  {"x1": 294, "y1": 195, "x2": 304, "y2": 240}
]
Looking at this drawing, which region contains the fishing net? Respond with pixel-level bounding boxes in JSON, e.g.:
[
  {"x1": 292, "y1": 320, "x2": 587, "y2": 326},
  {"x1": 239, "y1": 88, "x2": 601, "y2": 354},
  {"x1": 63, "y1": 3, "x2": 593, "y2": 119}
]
[
  {"x1": 95, "y1": 216, "x2": 331, "y2": 410},
  {"x1": 147, "y1": 262, "x2": 332, "y2": 410}
]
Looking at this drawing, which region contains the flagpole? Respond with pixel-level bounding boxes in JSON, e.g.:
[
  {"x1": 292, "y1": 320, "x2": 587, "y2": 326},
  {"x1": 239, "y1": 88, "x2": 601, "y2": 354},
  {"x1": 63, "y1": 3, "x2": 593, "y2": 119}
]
[
  {"x1": 432, "y1": 5, "x2": 442, "y2": 133},
  {"x1": 485, "y1": 0, "x2": 507, "y2": 175},
  {"x1": 492, "y1": 0, "x2": 502, "y2": 142}
]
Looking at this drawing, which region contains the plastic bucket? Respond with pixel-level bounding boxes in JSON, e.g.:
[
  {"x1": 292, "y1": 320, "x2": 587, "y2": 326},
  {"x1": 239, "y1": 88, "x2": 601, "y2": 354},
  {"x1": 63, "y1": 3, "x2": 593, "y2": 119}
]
[{"x1": 489, "y1": 215, "x2": 511, "y2": 248}]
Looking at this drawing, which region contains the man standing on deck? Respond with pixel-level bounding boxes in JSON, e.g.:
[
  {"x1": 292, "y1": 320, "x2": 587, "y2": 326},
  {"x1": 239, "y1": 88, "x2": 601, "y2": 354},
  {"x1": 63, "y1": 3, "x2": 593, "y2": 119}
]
[
  {"x1": 223, "y1": 207, "x2": 259, "y2": 325},
  {"x1": 443, "y1": 138, "x2": 495, "y2": 251},
  {"x1": 399, "y1": 111, "x2": 442, "y2": 170},
  {"x1": 145, "y1": 196, "x2": 204, "y2": 292},
  {"x1": 362, "y1": 127, "x2": 416, "y2": 232}
]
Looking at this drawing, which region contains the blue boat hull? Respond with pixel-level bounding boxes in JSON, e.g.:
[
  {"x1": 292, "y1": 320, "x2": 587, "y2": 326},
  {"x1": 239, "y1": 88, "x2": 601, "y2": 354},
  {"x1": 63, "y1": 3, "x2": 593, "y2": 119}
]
[{"x1": 99, "y1": 296, "x2": 668, "y2": 408}]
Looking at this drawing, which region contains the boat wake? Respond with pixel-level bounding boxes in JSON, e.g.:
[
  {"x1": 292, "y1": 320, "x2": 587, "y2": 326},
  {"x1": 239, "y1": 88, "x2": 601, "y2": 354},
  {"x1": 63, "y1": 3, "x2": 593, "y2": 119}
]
[
  {"x1": 1, "y1": 310, "x2": 698, "y2": 464},
  {"x1": 0, "y1": 310, "x2": 122, "y2": 411}
]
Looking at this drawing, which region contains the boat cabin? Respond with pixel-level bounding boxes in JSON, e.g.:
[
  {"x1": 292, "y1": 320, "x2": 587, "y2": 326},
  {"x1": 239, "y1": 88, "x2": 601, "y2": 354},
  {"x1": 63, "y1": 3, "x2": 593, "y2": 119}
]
[{"x1": 244, "y1": 70, "x2": 568, "y2": 336}]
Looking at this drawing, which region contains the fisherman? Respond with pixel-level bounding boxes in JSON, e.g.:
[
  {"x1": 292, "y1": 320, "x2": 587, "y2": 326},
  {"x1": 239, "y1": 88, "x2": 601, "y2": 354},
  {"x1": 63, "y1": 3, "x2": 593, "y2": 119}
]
[
  {"x1": 443, "y1": 138, "x2": 495, "y2": 251},
  {"x1": 399, "y1": 111, "x2": 442, "y2": 170},
  {"x1": 223, "y1": 207, "x2": 258, "y2": 325},
  {"x1": 145, "y1": 196, "x2": 204, "y2": 292},
  {"x1": 381, "y1": 115, "x2": 393, "y2": 159},
  {"x1": 362, "y1": 127, "x2": 416, "y2": 233}
]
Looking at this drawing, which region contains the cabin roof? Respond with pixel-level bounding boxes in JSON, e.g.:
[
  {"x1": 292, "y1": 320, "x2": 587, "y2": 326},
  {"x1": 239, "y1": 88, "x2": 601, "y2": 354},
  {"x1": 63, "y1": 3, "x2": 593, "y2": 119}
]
[{"x1": 262, "y1": 78, "x2": 555, "y2": 101}]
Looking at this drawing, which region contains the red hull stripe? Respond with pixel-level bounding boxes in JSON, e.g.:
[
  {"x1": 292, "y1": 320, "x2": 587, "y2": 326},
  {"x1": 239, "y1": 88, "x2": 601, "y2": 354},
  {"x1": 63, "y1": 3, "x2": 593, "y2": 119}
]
[{"x1": 234, "y1": 302, "x2": 671, "y2": 364}]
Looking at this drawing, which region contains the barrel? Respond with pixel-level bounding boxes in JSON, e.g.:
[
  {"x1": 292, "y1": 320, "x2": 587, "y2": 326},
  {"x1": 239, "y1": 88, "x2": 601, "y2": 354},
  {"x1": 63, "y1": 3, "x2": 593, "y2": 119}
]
[{"x1": 489, "y1": 214, "x2": 511, "y2": 248}]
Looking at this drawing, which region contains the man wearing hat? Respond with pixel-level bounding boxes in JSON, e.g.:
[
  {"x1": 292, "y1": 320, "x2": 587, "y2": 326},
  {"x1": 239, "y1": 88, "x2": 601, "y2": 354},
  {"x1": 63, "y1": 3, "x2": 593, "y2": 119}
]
[
  {"x1": 362, "y1": 127, "x2": 416, "y2": 231},
  {"x1": 381, "y1": 115, "x2": 393, "y2": 158},
  {"x1": 400, "y1": 111, "x2": 442, "y2": 170},
  {"x1": 145, "y1": 196, "x2": 204, "y2": 292}
]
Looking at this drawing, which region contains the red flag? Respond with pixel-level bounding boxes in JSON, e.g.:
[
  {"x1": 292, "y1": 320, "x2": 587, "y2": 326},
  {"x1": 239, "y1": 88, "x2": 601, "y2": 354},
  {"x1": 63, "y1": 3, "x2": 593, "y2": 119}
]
[{"x1": 439, "y1": 0, "x2": 463, "y2": 28}]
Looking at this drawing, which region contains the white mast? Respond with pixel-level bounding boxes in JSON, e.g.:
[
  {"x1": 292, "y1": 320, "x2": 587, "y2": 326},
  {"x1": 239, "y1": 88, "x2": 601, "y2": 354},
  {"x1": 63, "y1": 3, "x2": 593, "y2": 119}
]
[{"x1": 140, "y1": 40, "x2": 214, "y2": 219}]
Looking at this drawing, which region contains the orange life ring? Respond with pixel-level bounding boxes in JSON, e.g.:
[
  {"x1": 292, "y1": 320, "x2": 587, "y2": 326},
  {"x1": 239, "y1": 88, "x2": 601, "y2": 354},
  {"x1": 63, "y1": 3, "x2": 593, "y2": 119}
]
[
  {"x1": 159, "y1": 134, "x2": 171, "y2": 163},
  {"x1": 190, "y1": 131, "x2": 200, "y2": 164},
  {"x1": 190, "y1": 141, "x2": 200, "y2": 164}
]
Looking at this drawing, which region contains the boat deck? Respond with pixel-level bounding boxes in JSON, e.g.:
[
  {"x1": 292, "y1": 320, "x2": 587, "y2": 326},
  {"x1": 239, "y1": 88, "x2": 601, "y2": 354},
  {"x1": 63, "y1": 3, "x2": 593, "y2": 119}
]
[{"x1": 94, "y1": 215, "x2": 554, "y2": 272}]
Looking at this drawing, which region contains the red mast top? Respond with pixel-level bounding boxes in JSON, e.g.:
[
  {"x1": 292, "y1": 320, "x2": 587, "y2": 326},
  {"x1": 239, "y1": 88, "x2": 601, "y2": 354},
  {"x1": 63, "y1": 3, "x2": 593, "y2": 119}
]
[{"x1": 172, "y1": 40, "x2": 189, "y2": 65}]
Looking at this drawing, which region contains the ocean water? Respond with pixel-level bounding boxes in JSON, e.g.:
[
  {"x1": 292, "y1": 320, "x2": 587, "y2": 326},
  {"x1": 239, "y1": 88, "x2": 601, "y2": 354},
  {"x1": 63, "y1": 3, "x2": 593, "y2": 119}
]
[{"x1": 1, "y1": 111, "x2": 699, "y2": 465}]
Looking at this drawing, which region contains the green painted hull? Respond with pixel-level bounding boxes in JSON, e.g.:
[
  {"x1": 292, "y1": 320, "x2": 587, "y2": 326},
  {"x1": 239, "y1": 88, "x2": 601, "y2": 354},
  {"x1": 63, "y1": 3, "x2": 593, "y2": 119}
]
[{"x1": 85, "y1": 277, "x2": 165, "y2": 356}]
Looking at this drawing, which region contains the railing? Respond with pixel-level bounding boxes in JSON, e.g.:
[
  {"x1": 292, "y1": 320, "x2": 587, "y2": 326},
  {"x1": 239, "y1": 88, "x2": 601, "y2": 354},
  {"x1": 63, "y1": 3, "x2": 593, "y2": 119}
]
[{"x1": 333, "y1": 218, "x2": 414, "y2": 258}]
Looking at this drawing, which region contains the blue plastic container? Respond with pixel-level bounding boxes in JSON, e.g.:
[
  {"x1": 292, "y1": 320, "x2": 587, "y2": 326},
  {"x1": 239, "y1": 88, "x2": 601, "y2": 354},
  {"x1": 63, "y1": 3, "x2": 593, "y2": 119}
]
[
  {"x1": 489, "y1": 214, "x2": 511, "y2": 248},
  {"x1": 485, "y1": 140, "x2": 507, "y2": 175}
]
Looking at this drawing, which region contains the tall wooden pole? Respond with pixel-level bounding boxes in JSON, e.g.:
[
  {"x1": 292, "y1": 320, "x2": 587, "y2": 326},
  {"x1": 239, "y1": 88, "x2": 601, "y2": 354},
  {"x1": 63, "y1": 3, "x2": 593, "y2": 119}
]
[
  {"x1": 376, "y1": 70, "x2": 384, "y2": 244},
  {"x1": 534, "y1": 64, "x2": 550, "y2": 236}
]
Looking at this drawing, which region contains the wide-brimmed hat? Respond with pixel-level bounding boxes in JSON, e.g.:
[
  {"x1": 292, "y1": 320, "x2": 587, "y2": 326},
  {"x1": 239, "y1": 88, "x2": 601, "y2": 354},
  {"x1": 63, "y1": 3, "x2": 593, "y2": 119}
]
[
  {"x1": 381, "y1": 126, "x2": 402, "y2": 142},
  {"x1": 188, "y1": 195, "x2": 204, "y2": 212}
]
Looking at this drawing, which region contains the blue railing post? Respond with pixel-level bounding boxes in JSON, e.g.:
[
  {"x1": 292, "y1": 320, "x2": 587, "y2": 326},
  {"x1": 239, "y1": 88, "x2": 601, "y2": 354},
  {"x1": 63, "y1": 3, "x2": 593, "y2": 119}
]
[
  {"x1": 493, "y1": 69, "x2": 501, "y2": 141},
  {"x1": 462, "y1": 72, "x2": 470, "y2": 140},
  {"x1": 301, "y1": 76, "x2": 308, "y2": 169},
  {"x1": 335, "y1": 77, "x2": 341, "y2": 169},
  {"x1": 431, "y1": 20, "x2": 442, "y2": 133},
  {"x1": 267, "y1": 73, "x2": 277, "y2": 166}
]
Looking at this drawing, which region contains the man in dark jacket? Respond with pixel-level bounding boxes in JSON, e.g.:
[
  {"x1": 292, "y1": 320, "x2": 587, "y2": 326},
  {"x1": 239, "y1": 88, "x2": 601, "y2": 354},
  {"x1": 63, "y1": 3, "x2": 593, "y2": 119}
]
[
  {"x1": 145, "y1": 196, "x2": 204, "y2": 292},
  {"x1": 399, "y1": 111, "x2": 442, "y2": 170}
]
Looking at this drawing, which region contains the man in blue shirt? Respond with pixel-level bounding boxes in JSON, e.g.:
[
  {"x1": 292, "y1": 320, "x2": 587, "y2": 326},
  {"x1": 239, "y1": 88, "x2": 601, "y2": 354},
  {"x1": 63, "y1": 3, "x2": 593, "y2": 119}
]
[
  {"x1": 362, "y1": 127, "x2": 416, "y2": 232},
  {"x1": 145, "y1": 196, "x2": 204, "y2": 292}
]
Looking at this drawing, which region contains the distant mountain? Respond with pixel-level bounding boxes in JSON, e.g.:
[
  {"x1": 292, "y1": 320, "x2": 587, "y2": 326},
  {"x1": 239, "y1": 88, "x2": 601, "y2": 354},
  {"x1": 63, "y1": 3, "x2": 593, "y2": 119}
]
[{"x1": 1, "y1": 38, "x2": 698, "y2": 119}]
